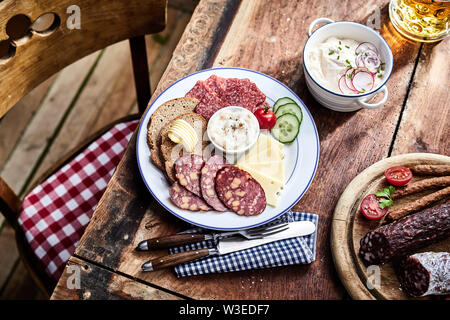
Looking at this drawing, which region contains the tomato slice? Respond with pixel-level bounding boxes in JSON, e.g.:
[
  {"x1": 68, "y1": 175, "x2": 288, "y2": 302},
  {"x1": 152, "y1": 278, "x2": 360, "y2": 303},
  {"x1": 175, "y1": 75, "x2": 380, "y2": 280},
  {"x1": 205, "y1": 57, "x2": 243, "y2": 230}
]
[
  {"x1": 384, "y1": 166, "x2": 412, "y2": 186},
  {"x1": 360, "y1": 194, "x2": 387, "y2": 220}
]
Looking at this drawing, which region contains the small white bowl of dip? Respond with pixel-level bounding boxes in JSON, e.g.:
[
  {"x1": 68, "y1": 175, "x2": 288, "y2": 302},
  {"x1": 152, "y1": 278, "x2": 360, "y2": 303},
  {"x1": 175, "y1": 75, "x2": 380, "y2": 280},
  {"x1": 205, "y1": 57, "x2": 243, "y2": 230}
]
[
  {"x1": 207, "y1": 106, "x2": 260, "y2": 155},
  {"x1": 303, "y1": 18, "x2": 393, "y2": 112}
]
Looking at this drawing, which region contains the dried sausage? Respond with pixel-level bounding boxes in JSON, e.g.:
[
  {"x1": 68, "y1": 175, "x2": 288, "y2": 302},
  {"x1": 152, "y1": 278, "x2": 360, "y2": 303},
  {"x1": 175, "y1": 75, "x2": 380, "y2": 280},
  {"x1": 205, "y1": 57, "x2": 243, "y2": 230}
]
[
  {"x1": 200, "y1": 155, "x2": 228, "y2": 212},
  {"x1": 215, "y1": 166, "x2": 266, "y2": 216},
  {"x1": 169, "y1": 182, "x2": 211, "y2": 212},
  {"x1": 385, "y1": 186, "x2": 450, "y2": 222},
  {"x1": 392, "y1": 176, "x2": 450, "y2": 199},
  {"x1": 397, "y1": 252, "x2": 450, "y2": 297},
  {"x1": 174, "y1": 154, "x2": 205, "y2": 197},
  {"x1": 359, "y1": 202, "x2": 450, "y2": 265}
]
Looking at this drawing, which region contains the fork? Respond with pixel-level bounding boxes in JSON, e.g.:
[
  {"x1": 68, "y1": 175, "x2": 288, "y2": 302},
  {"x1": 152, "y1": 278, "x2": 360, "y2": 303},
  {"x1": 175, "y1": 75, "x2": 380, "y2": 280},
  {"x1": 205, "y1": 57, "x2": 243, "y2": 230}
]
[{"x1": 136, "y1": 222, "x2": 289, "y2": 251}]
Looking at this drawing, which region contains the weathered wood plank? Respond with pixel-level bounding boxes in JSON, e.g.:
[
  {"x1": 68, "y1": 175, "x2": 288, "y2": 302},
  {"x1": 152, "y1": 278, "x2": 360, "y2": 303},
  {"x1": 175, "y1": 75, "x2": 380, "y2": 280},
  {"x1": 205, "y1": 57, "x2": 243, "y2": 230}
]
[
  {"x1": 50, "y1": 256, "x2": 182, "y2": 300},
  {"x1": 61, "y1": 0, "x2": 440, "y2": 300},
  {"x1": 0, "y1": 76, "x2": 55, "y2": 171},
  {"x1": 0, "y1": 224, "x2": 19, "y2": 290},
  {"x1": 0, "y1": 52, "x2": 101, "y2": 195},
  {"x1": 31, "y1": 42, "x2": 130, "y2": 182},
  {"x1": 391, "y1": 39, "x2": 450, "y2": 156},
  {"x1": 0, "y1": 260, "x2": 44, "y2": 300}
]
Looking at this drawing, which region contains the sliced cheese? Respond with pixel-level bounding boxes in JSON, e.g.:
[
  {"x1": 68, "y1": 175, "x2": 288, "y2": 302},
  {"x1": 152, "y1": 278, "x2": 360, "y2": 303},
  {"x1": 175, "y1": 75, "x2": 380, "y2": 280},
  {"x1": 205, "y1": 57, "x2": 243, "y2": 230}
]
[
  {"x1": 235, "y1": 133, "x2": 286, "y2": 207},
  {"x1": 237, "y1": 161, "x2": 285, "y2": 184},
  {"x1": 237, "y1": 165, "x2": 284, "y2": 207},
  {"x1": 238, "y1": 134, "x2": 284, "y2": 164}
]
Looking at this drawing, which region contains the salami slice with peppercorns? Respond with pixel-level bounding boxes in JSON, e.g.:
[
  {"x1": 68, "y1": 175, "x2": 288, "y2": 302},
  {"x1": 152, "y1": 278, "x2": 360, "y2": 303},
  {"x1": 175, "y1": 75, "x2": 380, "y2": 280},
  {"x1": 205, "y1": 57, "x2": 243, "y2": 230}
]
[
  {"x1": 397, "y1": 252, "x2": 450, "y2": 297},
  {"x1": 359, "y1": 202, "x2": 450, "y2": 266},
  {"x1": 215, "y1": 166, "x2": 266, "y2": 216}
]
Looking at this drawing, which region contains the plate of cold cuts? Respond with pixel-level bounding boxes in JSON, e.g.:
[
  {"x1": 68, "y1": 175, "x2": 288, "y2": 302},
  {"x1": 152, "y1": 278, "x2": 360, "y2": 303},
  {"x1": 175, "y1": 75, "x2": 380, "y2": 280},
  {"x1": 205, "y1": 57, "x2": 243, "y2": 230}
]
[{"x1": 136, "y1": 67, "x2": 319, "y2": 230}]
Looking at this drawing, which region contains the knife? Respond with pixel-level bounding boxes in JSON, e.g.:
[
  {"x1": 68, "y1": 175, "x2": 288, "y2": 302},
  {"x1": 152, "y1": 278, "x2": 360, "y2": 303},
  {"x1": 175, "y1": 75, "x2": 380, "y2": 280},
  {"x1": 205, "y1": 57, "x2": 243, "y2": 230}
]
[
  {"x1": 136, "y1": 220, "x2": 312, "y2": 251},
  {"x1": 141, "y1": 220, "x2": 316, "y2": 272}
]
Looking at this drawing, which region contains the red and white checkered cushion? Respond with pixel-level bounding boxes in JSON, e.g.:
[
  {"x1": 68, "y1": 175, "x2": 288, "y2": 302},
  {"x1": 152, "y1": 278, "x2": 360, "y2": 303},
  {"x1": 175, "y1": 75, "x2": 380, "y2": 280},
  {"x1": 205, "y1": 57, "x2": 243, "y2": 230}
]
[{"x1": 18, "y1": 120, "x2": 138, "y2": 281}]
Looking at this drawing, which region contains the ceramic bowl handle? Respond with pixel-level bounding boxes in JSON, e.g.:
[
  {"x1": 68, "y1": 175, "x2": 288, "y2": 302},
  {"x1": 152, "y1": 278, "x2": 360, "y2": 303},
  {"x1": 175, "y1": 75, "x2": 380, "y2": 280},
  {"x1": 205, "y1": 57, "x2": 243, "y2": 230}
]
[
  {"x1": 308, "y1": 18, "x2": 335, "y2": 36},
  {"x1": 357, "y1": 85, "x2": 388, "y2": 109}
]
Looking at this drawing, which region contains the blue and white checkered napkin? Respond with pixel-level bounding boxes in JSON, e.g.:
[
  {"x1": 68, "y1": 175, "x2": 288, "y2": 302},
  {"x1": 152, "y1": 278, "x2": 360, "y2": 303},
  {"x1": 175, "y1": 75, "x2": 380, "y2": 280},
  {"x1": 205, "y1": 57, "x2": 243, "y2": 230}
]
[{"x1": 169, "y1": 211, "x2": 319, "y2": 277}]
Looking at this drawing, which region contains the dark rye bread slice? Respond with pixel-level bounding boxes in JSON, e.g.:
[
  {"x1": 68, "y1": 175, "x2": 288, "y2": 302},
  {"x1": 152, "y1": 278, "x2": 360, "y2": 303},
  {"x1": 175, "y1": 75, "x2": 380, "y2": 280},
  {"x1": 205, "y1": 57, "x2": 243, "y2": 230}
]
[
  {"x1": 147, "y1": 97, "x2": 200, "y2": 171},
  {"x1": 160, "y1": 113, "x2": 209, "y2": 182}
]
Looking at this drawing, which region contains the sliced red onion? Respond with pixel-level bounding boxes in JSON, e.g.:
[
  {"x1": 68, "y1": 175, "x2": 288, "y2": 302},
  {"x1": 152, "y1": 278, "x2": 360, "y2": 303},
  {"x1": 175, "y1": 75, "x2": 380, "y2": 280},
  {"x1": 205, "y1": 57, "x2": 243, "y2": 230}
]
[
  {"x1": 362, "y1": 51, "x2": 381, "y2": 73},
  {"x1": 344, "y1": 68, "x2": 359, "y2": 93},
  {"x1": 338, "y1": 75, "x2": 356, "y2": 95},
  {"x1": 355, "y1": 42, "x2": 378, "y2": 56},
  {"x1": 351, "y1": 71, "x2": 375, "y2": 93},
  {"x1": 355, "y1": 54, "x2": 365, "y2": 68}
]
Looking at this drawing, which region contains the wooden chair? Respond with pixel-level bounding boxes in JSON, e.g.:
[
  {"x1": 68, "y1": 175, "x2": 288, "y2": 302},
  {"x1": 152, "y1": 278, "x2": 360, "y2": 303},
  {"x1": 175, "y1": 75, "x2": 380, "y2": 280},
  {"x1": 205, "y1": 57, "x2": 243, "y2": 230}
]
[{"x1": 0, "y1": 0, "x2": 167, "y2": 298}]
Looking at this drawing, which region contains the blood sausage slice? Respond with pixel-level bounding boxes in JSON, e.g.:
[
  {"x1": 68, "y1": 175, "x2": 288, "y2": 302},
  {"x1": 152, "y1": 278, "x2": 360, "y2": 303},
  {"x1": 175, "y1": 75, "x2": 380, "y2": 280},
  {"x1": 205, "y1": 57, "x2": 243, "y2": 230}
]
[
  {"x1": 169, "y1": 182, "x2": 211, "y2": 212},
  {"x1": 200, "y1": 155, "x2": 227, "y2": 212},
  {"x1": 215, "y1": 166, "x2": 266, "y2": 216},
  {"x1": 174, "y1": 154, "x2": 205, "y2": 197}
]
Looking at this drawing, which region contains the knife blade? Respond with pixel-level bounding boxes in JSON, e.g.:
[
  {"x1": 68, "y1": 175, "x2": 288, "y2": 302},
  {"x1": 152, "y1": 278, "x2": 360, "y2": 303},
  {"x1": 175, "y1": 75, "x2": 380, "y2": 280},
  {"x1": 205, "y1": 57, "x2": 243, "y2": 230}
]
[{"x1": 141, "y1": 220, "x2": 315, "y2": 271}]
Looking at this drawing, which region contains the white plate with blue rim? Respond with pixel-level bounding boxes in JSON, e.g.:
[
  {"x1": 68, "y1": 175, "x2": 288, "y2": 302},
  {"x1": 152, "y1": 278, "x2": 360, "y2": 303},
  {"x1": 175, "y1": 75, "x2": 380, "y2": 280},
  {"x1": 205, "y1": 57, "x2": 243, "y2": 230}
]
[{"x1": 136, "y1": 67, "x2": 319, "y2": 230}]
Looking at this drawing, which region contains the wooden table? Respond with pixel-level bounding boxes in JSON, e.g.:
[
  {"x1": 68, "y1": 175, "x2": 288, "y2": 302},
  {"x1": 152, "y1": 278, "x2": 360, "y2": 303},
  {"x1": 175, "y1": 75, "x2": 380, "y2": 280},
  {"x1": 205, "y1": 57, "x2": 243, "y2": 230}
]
[{"x1": 51, "y1": 0, "x2": 449, "y2": 300}]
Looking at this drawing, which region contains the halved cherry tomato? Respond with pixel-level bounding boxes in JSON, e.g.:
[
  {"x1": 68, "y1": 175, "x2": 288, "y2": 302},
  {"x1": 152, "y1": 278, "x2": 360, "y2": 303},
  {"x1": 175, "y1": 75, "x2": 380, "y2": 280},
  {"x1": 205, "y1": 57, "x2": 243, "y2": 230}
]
[
  {"x1": 384, "y1": 166, "x2": 412, "y2": 186},
  {"x1": 254, "y1": 104, "x2": 277, "y2": 130},
  {"x1": 360, "y1": 194, "x2": 387, "y2": 220}
]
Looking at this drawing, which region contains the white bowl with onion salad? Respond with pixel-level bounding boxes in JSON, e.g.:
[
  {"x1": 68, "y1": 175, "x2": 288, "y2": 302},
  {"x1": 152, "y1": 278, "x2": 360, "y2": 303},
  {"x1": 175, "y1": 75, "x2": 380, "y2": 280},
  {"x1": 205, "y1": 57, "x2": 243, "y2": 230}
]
[{"x1": 303, "y1": 18, "x2": 393, "y2": 112}]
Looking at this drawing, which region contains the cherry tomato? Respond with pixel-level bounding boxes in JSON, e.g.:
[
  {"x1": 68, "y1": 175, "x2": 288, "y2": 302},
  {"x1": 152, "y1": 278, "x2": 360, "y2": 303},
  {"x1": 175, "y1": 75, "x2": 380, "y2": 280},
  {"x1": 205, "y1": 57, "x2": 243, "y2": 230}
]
[
  {"x1": 384, "y1": 166, "x2": 412, "y2": 186},
  {"x1": 360, "y1": 194, "x2": 387, "y2": 220},
  {"x1": 254, "y1": 104, "x2": 277, "y2": 130}
]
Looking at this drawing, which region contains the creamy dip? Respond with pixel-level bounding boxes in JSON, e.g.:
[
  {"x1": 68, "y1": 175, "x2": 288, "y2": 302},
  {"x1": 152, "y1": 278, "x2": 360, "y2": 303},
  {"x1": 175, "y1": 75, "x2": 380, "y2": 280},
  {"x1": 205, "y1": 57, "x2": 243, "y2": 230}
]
[
  {"x1": 208, "y1": 106, "x2": 260, "y2": 152},
  {"x1": 307, "y1": 37, "x2": 384, "y2": 94}
]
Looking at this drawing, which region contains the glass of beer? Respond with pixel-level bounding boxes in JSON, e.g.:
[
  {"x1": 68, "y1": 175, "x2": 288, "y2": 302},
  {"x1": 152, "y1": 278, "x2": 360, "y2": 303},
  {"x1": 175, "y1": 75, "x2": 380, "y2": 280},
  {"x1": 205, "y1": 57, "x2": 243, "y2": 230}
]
[{"x1": 389, "y1": 0, "x2": 450, "y2": 42}]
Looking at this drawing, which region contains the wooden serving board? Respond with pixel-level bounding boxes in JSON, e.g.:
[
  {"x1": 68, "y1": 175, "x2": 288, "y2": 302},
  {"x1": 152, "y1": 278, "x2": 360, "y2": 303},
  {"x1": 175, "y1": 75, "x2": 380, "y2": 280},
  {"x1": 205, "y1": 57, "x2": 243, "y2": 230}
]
[{"x1": 331, "y1": 153, "x2": 450, "y2": 300}]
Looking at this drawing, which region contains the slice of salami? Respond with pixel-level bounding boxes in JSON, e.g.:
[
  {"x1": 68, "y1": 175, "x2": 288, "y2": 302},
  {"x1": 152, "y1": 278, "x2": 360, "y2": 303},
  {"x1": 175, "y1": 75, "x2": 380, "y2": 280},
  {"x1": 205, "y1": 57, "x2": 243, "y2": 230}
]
[
  {"x1": 359, "y1": 202, "x2": 450, "y2": 266},
  {"x1": 174, "y1": 154, "x2": 205, "y2": 197},
  {"x1": 169, "y1": 182, "x2": 211, "y2": 212},
  {"x1": 215, "y1": 166, "x2": 266, "y2": 216},
  {"x1": 185, "y1": 80, "x2": 228, "y2": 120},
  {"x1": 239, "y1": 78, "x2": 267, "y2": 112},
  {"x1": 200, "y1": 155, "x2": 228, "y2": 212},
  {"x1": 217, "y1": 78, "x2": 243, "y2": 107},
  {"x1": 397, "y1": 252, "x2": 450, "y2": 297}
]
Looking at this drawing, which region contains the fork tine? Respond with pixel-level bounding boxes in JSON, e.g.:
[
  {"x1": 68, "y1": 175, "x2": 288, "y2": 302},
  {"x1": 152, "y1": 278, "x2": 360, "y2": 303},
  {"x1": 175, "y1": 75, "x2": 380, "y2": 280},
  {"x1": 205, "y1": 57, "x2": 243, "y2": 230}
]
[
  {"x1": 247, "y1": 222, "x2": 289, "y2": 235},
  {"x1": 246, "y1": 225, "x2": 290, "y2": 239}
]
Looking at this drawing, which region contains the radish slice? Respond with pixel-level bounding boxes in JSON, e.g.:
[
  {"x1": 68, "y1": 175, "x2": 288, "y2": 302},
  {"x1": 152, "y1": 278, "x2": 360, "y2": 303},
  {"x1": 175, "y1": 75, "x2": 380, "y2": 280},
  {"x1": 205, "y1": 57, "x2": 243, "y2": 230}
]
[
  {"x1": 338, "y1": 75, "x2": 356, "y2": 95},
  {"x1": 344, "y1": 68, "x2": 359, "y2": 93},
  {"x1": 351, "y1": 71, "x2": 375, "y2": 93},
  {"x1": 355, "y1": 42, "x2": 378, "y2": 55}
]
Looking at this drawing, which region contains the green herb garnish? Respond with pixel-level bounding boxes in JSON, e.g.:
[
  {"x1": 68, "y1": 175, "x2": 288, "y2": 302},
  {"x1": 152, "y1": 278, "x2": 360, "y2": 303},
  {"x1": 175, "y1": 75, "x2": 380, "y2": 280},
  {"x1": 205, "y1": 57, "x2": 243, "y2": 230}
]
[
  {"x1": 338, "y1": 46, "x2": 342, "y2": 50},
  {"x1": 375, "y1": 186, "x2": 396, "y2": 209},
  {"x1": 365, "y1": 52, "x2": 369, "y2": 56},
  {"x1": 337, "y1": 55, "x2": 340, "y2": 60},
  {"x1": 329, "y1": 50, "x2": 335, "y2": 55},
  {"x1": 339, "y1": 40, "x2": 342, "y2": 45},
  {"x1": 377, "y1": 74, "x2": 382, "y2": 78},
  {"x1": 345, "y1": 45, "x2": 350, "y2": 49}
]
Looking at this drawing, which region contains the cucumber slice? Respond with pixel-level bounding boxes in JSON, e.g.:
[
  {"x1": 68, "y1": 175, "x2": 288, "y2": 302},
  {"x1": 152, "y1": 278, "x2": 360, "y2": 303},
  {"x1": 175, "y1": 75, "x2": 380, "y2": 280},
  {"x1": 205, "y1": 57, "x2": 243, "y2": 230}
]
[
  {"x1": 275, "y1": 103, "x2": 303, "y2": 124},
  {"x1": 271, "y1": 113, "x2": 300, "y2": 144},
  {"x1": 273, "y1": 97, "x2": 296, "y2": 112}
]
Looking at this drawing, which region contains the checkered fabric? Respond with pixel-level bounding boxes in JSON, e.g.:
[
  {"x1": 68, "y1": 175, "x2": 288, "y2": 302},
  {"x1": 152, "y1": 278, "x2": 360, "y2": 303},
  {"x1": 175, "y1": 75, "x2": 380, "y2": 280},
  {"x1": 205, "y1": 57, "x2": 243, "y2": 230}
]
[
  {"x1": 18, "y1": 120, "x2": 138, "y2": 281},
  {"x1": 169, "y1": 211, "x2": 318, "y2": 277}
]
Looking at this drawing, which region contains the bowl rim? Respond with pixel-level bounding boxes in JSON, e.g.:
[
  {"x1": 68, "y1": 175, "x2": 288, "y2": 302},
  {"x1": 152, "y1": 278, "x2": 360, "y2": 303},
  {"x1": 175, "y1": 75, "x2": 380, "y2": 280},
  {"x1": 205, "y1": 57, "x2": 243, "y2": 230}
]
[
  {"x1": 206, "y1": 105, "x2": 261, "y2": 154},
  {"x1": 302, "y1": 20, "x2": 394, "y2": 98}
]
